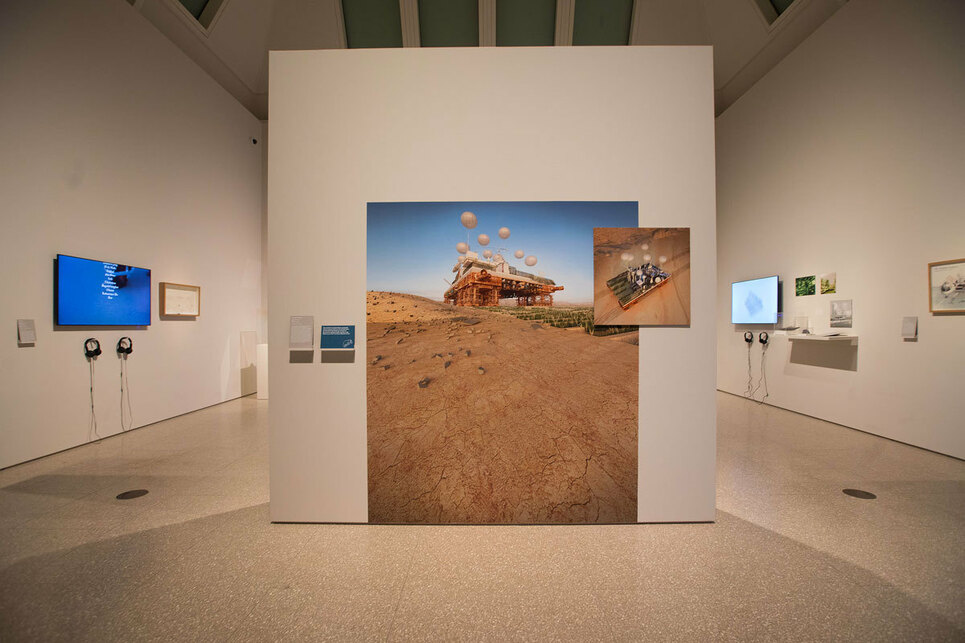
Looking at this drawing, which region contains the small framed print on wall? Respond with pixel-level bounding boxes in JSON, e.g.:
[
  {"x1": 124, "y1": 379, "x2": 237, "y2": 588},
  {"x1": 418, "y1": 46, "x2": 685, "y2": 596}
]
[
  {"x1": 160, "y1": 282, "x2": 201, "y2": 317},
  {"x1": 928, "y1": 258, "x2": 965, "y2": 313}
]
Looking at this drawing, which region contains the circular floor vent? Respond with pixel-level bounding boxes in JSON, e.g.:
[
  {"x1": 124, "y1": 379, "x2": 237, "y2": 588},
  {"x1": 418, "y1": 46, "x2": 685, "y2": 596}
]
[
  {"x1": 842, "y1": 488, "x2": 876, "y2": 500},
  {"x1": 116, "y1": 489, "x2": 149, "y2": 500}
]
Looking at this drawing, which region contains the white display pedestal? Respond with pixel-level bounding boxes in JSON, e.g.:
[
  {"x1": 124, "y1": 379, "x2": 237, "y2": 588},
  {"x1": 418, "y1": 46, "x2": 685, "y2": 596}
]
[{"x1": 256, "y1": 343, "x2": 268, "y2": 399}]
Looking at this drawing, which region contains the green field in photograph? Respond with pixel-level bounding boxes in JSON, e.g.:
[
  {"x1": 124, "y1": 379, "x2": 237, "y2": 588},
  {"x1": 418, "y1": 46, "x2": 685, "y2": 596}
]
[{"x1": 480, "y1": 306, "x2": 636, "y2": 336}]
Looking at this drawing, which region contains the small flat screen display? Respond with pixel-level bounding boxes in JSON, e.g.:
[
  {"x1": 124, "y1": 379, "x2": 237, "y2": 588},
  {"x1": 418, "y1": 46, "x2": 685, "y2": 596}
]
[
  {"x1": 732, "y1": 275, "x2": 778, "y2": 324},
  {"x1": 56, "y1": 254, "x2": 151, "y2": 326}
]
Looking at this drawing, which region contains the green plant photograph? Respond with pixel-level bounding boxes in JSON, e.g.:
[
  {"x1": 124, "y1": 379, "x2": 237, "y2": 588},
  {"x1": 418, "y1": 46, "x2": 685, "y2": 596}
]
[{"x1": 795, "y1": 275, "x2": 816, "y2": 296}]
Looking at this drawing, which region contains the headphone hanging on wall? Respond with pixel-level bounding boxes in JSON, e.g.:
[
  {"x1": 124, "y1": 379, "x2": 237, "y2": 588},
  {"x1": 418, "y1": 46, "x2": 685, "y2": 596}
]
[
  {"x1": 117, "y1": 337, "x2": 133, "y2": 355},
  {"x1": 84, "y1": 338, "x2": 101, "y2": 359},
  {"x1": 759, "y1": 331, "x2": 769, "y2": 345},
  {"x1": 743, "y1": 331, "x2": 754, "y2": 343}
]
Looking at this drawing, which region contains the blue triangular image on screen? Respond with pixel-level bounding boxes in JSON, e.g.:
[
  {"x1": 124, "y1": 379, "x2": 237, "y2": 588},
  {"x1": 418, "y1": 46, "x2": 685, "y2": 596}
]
[{"x1": 745, "y1": 290, "x2": 763, "y2": 317}]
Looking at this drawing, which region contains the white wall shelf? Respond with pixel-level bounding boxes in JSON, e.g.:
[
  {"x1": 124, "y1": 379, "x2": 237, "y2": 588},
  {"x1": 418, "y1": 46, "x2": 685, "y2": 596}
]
[{"x1": 788, "y1": 335, "x2": 857, "y2": 342}]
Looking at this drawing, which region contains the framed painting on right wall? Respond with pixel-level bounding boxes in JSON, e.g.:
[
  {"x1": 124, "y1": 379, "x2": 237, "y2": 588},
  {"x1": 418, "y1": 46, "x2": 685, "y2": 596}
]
[{"x1": 928, "y1": 258, "x2": 965, "y2": 313}]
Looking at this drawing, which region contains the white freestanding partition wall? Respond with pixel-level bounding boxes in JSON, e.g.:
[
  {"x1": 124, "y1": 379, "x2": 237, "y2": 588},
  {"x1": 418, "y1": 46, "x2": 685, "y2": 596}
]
[{"x1": 268, "y1": 47, "x2": 717, "y2": 523}]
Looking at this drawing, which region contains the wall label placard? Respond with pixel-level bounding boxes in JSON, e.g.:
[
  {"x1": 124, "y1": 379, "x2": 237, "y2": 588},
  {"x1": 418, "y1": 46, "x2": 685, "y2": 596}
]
[
  {"x1": 289, "y1": 315, "x2": 314, "y2": 349},
  {"x1": 17, "y1": 319, "x2": 36, "y2": 345},
  {"x1": 320, "y1": 325, "x2": 355, "y2": 349}
]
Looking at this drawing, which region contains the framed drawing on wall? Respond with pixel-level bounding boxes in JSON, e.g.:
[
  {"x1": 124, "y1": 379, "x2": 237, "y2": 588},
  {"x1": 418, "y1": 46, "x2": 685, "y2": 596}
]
[
  {"x1": 928, "y1": 259, "x2": 965, "y2": 313},
  {"x1": 160, "y1": 282, "x2": 201, "y2": 317}
]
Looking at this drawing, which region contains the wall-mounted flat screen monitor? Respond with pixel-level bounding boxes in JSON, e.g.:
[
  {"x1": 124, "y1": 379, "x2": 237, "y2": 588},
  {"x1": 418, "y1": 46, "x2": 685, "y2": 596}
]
[
  {"x1": 732, "y1": 275, "x2": 778, "y2": 324},
  {"x1": 56, "y1": 254, "x2": 151, "y2": 326}
]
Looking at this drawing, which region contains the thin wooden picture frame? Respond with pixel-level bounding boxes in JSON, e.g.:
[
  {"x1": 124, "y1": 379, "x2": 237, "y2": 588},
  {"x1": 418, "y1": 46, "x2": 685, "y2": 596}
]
[
  {"x1": 160, "y1": 281, "x2": 201, "y2": 317},
  {"x1": 927, "y1": 258, "x2": 965, "y2": 314}
]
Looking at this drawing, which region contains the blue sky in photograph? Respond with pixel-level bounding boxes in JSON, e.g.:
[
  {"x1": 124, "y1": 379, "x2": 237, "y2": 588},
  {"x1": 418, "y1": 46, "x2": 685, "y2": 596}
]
[{"x1": 367, "y1": 201, "x2": 637, "y2": 303}]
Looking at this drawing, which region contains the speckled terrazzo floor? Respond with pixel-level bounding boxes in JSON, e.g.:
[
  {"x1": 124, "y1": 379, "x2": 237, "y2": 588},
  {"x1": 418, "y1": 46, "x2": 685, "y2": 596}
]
[{"x1": 0, "y1": 393, "x2": 962, "y2": 641}]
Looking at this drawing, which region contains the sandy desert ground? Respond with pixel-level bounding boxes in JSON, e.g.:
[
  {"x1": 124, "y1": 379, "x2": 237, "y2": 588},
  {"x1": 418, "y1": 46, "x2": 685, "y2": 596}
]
[
  {"x1": 366, "y1": 291, "x2": 638, "y2": 524},
  {"x1": 593, "y1": 227, "x2": 691, "y2": 326}
]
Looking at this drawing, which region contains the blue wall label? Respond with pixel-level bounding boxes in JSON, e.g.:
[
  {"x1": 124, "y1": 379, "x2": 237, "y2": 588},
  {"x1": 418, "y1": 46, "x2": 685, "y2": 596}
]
[{"x1": 320, "y1": 325, "x2": 355, "y2": 349}]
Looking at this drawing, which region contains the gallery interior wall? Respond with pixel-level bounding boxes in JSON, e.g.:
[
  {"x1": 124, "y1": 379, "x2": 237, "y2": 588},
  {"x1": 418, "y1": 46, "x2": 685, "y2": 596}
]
[
  {"x1": 268, "y1": 46, "x2": 718, "y2": 522},
  {"x1": 0, "y1": 0, "x2": 264, "y2": 468},
  {"x1": 716, "y1": 0, "x2": 965, "y2": 459}
]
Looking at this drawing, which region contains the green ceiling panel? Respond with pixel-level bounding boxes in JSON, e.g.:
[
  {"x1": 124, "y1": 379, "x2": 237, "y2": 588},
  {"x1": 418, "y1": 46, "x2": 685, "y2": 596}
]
[
  {"x1": 572, "y1": 0, "x2": 633, "y2": 46},
  {"x1": 419, "y1": 0, "x2": 479, "y2": 47},
  {"x1": 342, "y1": 0, "x2": 403, "y2": 49},
  {"x1": 770, "y1": 0, "x2": 796, "y2": 15},
  {"x1": 496, "y1": 0, "x2": 556, "y2": 46},
  {"x1": 176, "y1": 0, "x2": 209, "y2": 20}
]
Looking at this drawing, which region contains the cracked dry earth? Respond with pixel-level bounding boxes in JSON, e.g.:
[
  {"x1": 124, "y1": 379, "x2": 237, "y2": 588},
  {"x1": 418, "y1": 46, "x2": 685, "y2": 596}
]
[{"x1": 366, "y1": 291, "x2": 638, "y2": 524}]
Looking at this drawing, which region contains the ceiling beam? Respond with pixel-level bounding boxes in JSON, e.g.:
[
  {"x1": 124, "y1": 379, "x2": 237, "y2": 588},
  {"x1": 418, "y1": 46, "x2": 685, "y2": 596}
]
[
  {"x1": 333, "y1": 0, "x2": 347, "y2": 48},
  {"x1": 399, "y1": 0, "x2": 421, "y2": 47},
  {"x1": 555, "y1": 0, "x2": 575, "y2": 46},
  {"x1": 629, "y1": 0, "x2": 643, "y2": 45},
  {"x1": 479, "y1": 0, "x2": 496, "y2": 46}
]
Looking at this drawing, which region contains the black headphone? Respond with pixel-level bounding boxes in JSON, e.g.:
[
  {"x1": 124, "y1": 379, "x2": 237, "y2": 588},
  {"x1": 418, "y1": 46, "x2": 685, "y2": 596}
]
[
  {"x1": 117, "y1": 337, "x2": 133, "y2": 355},
  {"x1": 759, "y1": 331, "x2": 769, "y2": 345},
  {"x1": 744, "y1": 331, "x2": 754, "y2": 343},
  {"x1": 84, "y1": 338, "x2": 101, "y2": 359}
]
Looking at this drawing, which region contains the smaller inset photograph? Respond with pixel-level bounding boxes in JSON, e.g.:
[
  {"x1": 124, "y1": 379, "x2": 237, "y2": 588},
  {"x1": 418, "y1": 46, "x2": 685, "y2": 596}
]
[
  {"x1": 593, "y1": 227, "x2": 690, "y2": 326},
  {"x1": 830, "y1": 299, "x2": 853, "y2": 328},
  {"x1": 928, "y1": 258, "x2": 965, "y2": 313},
  {"x1": 820, "y1": 272, "x2": 837, "y2": 294},
  {"x1": 795, "y1": 275, "x2": 816, "y2": 296}
]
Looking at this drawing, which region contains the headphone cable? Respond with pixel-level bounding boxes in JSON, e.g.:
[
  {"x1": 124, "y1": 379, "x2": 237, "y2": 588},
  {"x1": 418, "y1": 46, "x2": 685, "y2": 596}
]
[
  {"x1": 744, "y1": 341, "x2": 754, "y2": 397},
  {"x1": 120, "y1": 357, "x2": 134, "y2": 431},
  {"x1": 750, "y1": 342, "x2": 770, "y2": 404},
  {"x1": 89, "y1": 359, "x2": 99, "y2": 440},
  {"x1": 758, "y1": 343, "x2": 770, "y2": 405}
]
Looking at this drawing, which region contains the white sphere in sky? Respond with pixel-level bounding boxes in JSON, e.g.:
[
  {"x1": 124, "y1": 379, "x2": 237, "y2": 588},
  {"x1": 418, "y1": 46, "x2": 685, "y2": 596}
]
[
  {"x1": 498, "y1": 227, "x2": 510, "y2": 239},
  {"x1": 643, "y1": 254, "x2": 652, "y2": 263},
  {"x1": 477, "y1": 234, "x2": 490, "y2": 246},
  {"x1": 658, "y1": 255, "x2": 667, "y2": 264},
  {"x1": 456, "y1": 242, "x2": 469, "y2": 254},
  {"x1": 483, "y1": 249, "x2": 493, "y2": 258},
  {"x1": 514, "y1": 250, "x2": 524, "y2": 259},
  {"x1": 525, "y1": 255, "x2": 537, "y2": 267},
  {"x1": 460, "y1": 211, "x2": 477, "y2": 229},
  {"x1": 641, "y1": 243, "x2": 649, "y2": 251}
]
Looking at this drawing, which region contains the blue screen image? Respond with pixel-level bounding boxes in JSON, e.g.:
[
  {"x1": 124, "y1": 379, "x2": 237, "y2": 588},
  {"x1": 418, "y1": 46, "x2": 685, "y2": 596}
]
[
  {"x1": 56, "y1": 254, "x2": 151, "y2": 326},
  {"x1": 732, "y1": 276, "x2": 778, "y2": 324}
]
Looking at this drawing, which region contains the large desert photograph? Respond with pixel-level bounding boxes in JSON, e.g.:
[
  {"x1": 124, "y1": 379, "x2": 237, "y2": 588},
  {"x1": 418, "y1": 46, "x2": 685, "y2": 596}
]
[{"x1": 366, "y1": 202, "x2": 639, "y2": 524}]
